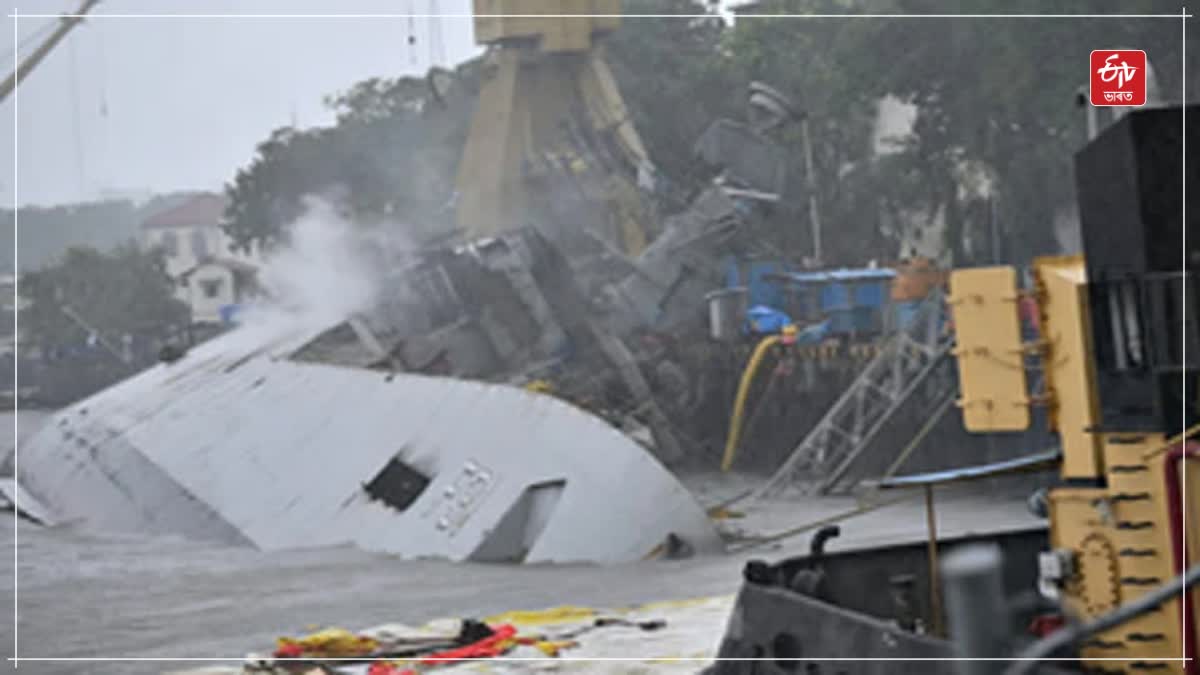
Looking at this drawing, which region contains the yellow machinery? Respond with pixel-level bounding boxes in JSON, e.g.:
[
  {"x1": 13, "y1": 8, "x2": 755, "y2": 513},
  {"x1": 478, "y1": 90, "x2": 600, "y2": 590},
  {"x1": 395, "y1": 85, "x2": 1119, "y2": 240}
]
[
  {"x1": 455, "y1": 0, "x2": 657, "y2": 255},
  {"x1": 948, "y1": 259, "x2": 1196, "y2": 673},
  {"x1": 944, "y1": 103, "x2": 1200, "y2": 672}
]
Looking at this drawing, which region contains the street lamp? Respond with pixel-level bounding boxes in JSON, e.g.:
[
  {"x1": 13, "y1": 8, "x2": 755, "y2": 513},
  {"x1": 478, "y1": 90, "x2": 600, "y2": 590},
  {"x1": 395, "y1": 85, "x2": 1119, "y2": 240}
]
[{"x1": 749, "y1": 82, "x2": 823, "y2": 267}]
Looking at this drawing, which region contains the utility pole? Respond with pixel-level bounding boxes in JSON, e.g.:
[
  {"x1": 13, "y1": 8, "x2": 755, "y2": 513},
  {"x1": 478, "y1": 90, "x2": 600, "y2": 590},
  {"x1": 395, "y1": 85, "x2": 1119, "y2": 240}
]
[{"x1": 800, "y1": 115, "x2": 823, "y2": 267}]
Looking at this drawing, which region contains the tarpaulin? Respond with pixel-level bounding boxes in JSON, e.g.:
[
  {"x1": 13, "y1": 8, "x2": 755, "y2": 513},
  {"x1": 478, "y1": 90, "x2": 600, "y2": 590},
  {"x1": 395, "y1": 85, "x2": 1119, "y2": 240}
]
[
  {"x1": 419, "y1": 624, "x2": 517, "y2": 665},
  {"x1": 274, "y1": 628, "x2": 379, "y2": 659}
]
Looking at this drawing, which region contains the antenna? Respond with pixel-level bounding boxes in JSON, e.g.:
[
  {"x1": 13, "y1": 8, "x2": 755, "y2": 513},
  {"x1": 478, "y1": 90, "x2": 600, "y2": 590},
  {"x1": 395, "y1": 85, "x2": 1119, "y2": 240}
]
[
  {"x1": 428, "y1": 0, "x2": 446, "y2": 68},
  {"x1": 406, "y1": 0, "x2": 418, "y2": 67},
  {"x1": 96, "y1": 18, "x2": 108, "y2": 117}
]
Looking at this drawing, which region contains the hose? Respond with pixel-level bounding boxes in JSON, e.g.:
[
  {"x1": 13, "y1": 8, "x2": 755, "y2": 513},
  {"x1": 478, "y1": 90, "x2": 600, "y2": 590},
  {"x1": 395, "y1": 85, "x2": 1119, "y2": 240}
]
[
  {"x1": 879, "y1": 392, "x2": 956, "y2": 482},
  {"x1": 1004, "y1": 563, "x2": 1200, "y2": 675},
  {"x1": 720, "y1": 327, "x2": 795, "y2": 472}
]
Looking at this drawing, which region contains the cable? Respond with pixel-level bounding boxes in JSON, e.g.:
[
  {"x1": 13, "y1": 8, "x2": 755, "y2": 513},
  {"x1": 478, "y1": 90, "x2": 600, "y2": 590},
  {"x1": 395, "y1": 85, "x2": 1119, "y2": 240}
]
[
  {"x1": 725, "y1": 492, "x2": 915, "y2": 554},
  {"x1": 406, "y1": 0, "x2": 418, "y2": 67},
  {"x1": 879, "y1": 392, "x2": 956, "y2": 481},
  {"x1": 1004, "y1": 564, "x2": 1200, "y2": 675},
  {"x1": 1141, "y1": 420, "x2": 1200, "y2": 461},
  {"x1": 0, "y1": 19, "x2": 59, "y2": 69},
  {"x1": 95, "y1": 18, "x2": 108, "y2": 117}
]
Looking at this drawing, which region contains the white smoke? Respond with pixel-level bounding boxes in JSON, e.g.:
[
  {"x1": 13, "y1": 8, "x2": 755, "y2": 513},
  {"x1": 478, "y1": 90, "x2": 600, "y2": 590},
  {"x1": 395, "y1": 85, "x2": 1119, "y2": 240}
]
[{"x1": 241, "y1": 198, "x2": 390, "y2": 329}]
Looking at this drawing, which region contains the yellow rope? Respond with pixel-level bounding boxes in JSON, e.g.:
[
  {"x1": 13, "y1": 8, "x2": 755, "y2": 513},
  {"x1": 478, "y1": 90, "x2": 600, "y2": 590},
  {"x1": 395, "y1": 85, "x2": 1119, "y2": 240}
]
[{"x1": 1140, "y1": 422, "x2": 1200, "y2": 461}]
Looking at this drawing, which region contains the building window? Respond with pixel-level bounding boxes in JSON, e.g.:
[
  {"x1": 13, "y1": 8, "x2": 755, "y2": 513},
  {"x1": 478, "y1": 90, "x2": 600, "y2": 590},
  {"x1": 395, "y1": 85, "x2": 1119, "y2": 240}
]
[
  {"x1": 200, "y1": 279, "x2": 222, "y2": 299},
  {"x1": 191, "y1": 229, "x2": 210, "y2": 259},
  {"x1": 160, "y1": 231, "x2": 179, "y2": 257}
]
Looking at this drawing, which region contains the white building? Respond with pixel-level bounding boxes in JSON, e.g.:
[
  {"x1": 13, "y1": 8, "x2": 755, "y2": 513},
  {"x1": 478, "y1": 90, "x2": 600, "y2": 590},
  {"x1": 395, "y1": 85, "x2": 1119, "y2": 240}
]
[
  {"x1": 0, "y1": 273, "x2": 27, "y2": 354},
  {"x1": 140, "y1": 193, "x2": 263, "y2": 325}
]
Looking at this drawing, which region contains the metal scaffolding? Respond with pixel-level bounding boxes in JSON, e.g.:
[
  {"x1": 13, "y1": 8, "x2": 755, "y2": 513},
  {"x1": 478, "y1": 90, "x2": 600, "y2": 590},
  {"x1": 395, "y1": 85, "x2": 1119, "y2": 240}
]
[{"x1": 752, "y1": 289, "x2": 955, "y2": 498}]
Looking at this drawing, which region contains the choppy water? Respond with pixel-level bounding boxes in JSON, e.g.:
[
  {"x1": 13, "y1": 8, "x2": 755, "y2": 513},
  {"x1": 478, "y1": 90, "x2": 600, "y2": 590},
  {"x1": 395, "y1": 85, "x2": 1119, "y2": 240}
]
[
  {"x1": 2, "y1": 516, "x2": 749, "y2": 675},
  {"x1": 0, "y1": 412, "x2": 1040, "y2": 675},
  {"x1": 0, "y1": 412, "x2": 739, "y2": 674}
]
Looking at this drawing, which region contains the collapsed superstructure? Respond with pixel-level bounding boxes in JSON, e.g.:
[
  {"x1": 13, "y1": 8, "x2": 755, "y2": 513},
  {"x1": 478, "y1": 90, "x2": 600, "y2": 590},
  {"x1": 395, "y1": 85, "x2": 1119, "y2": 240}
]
[
  {"x1": 17, "y1": 249, "x2": 723, "y2": 562},
  {"x1": 14, "y1": 74, "x2": 952, "y2": 561},
  {"x1": 15, "y1": 7, "x2": 964, "y2": 562}
]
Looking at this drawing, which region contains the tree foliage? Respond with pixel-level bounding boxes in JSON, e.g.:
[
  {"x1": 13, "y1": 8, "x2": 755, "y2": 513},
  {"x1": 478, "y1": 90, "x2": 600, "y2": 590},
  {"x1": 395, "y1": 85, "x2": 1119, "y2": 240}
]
[
  {"x1": 724, "y1": 0, "x2": 1195, "y2": 264},
  {"x1": 20, "y1": 243, "x2": 190, "y2": 352},
  {"x1": 606, "y1": 0, "x2": 740, "y2": 184},
  {"x1": 2, "y1": 193, "x2": 219, "y2": 275},
  {"x1": 222, "y1": 0, "x2": 1197, "y2": 267},
  {"x1": 222, "y1": 63, "x2": 481, "y2": 253}
]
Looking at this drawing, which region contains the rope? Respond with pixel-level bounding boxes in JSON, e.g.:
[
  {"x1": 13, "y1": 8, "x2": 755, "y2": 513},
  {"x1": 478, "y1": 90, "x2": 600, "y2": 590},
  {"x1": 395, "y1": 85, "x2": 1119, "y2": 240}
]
[
  {"x1": 1140, "y1": 421, "x2": 1200, "y2": 461},
  {"x1": 879, "y1": 393, "x2": 957, "y2": 482},
  {"x1": 725, "y1": 493, "x2": 915, "y2": 554}
]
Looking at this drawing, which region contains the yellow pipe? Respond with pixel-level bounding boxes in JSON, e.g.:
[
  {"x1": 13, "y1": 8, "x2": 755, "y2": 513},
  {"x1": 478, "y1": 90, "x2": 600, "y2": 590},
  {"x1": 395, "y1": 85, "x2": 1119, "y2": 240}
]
[{"x1": 721, "y1": 325, "x2": 797, "y2": 472}]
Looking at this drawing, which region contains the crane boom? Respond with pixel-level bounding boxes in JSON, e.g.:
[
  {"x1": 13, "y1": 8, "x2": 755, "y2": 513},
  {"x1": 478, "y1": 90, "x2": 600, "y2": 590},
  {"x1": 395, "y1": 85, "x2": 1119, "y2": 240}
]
[
  {"x1": 454, "y1": 0, "x2": 657, "y2": 256},
  {"x1": 0, "y1": 0, "x2": 100, "y2": 104}
]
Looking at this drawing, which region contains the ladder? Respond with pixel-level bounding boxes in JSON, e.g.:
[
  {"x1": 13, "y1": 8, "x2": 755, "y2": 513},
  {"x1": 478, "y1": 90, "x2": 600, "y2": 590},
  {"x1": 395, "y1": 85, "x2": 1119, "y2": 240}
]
[{"x1": 752, "y1": 289, "x2": 955, "y2": 499}]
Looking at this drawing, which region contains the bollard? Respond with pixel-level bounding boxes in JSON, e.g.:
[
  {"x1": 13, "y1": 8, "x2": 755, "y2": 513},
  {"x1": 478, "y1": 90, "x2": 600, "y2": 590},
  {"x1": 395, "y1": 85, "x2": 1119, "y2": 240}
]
[{"x1": 941, "y1": 544, "x2": 1009, "y2": 675}]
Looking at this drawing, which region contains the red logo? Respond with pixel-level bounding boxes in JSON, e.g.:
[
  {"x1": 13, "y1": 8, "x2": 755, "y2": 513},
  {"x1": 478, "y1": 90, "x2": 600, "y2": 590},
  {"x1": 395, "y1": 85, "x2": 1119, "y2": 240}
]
[{"x1": 1090, "y1": 50, "x2": 1147, "y2": 107}]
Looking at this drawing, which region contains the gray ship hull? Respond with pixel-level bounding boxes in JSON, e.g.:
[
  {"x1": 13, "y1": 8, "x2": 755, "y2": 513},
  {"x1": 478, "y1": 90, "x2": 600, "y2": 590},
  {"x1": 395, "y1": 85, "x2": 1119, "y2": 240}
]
[{"x1": 17, "y1": 314, "x2": 720, "y2": 564}]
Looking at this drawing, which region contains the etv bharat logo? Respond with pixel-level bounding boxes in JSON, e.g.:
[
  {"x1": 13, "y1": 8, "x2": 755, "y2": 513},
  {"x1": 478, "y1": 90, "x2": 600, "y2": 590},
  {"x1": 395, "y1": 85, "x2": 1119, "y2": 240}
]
[{"x1": 1090, "y1": 50, "x2": 1147, "y2": 107}]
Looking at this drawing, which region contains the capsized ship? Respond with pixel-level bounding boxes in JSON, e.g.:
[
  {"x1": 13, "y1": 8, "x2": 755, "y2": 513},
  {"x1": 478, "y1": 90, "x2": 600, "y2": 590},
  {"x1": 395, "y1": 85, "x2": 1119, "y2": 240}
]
[{"x1": 16, "y1": 229, "x2": 722, "y2": 564}]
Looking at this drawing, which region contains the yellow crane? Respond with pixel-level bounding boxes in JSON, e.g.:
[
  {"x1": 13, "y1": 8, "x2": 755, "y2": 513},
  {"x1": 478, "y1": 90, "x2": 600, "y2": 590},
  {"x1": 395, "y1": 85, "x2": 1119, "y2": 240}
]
[{"x1": 454, "y1": 0, "x2": 656, "y2": 256}]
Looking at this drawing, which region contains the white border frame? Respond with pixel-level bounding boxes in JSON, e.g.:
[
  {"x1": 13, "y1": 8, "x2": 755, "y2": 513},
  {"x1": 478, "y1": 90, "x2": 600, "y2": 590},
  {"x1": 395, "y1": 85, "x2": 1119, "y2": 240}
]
[{"x1": 6, "y1": 5, "x2": 1194, "y2": 670}]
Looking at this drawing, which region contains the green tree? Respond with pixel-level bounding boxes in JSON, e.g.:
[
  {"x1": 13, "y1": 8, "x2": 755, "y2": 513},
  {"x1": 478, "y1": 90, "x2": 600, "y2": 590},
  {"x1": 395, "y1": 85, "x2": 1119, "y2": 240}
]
[
  {"x1": 220, "y1": 4, "x2": 741, "y2": 254},
  {"x1": 1, "y1": 193, "x2": 219, "y2": 275},
  {"x1": 716, "y1": 1, "x2": 888, "y2": 262},
  {"x1": 607, "y1": 0, "x2": 741, "y2": 186},
  {"x1": 20, "y1": 243, "x2": 190, "y2": 353},
  {"x1": 808, "y1": 0, "x2": 1195, "y2": 263},
  {"x1": 223, "y1": 0, "x2": 1197, "y2": 267},
  {"x1": 222, "y1": 63, "x2": 481, "y2": 253}
]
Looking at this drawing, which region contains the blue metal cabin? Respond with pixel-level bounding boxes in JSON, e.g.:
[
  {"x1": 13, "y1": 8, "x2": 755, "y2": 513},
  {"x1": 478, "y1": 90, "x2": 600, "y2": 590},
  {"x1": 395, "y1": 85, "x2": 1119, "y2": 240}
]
[
  {"x1": 724, "y1": 258, "x2": 896, "y2": 338},
  {"x1": 784, "y1": 268, "x2": 895, "y2": 336}
]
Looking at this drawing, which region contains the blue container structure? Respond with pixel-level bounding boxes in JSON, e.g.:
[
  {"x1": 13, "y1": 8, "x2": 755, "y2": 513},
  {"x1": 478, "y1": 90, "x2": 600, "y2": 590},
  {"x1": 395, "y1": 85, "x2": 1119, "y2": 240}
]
[
  {"x1": 724, "y1": 258, "x2": 789, "y2": 311},
  {"x1": 722, "y1": 258, "x2": 898, "y2": 340},
  {"x1": 782, "y1": 268, "x2": 896, "y2": 337}
]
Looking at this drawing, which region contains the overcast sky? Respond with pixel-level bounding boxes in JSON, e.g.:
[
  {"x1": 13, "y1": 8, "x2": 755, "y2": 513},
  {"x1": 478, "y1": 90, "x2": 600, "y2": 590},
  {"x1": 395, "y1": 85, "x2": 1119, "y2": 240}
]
[{"x1": 3, "y1": 0, "x2": 482, "y2": 208}]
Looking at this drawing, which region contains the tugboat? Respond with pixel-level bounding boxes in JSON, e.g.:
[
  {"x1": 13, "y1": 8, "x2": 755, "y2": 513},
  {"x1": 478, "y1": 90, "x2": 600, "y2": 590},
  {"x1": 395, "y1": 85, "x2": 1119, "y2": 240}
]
[{"x1": 705, "y1": 104, "x2": 1199, "y2": 675}]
